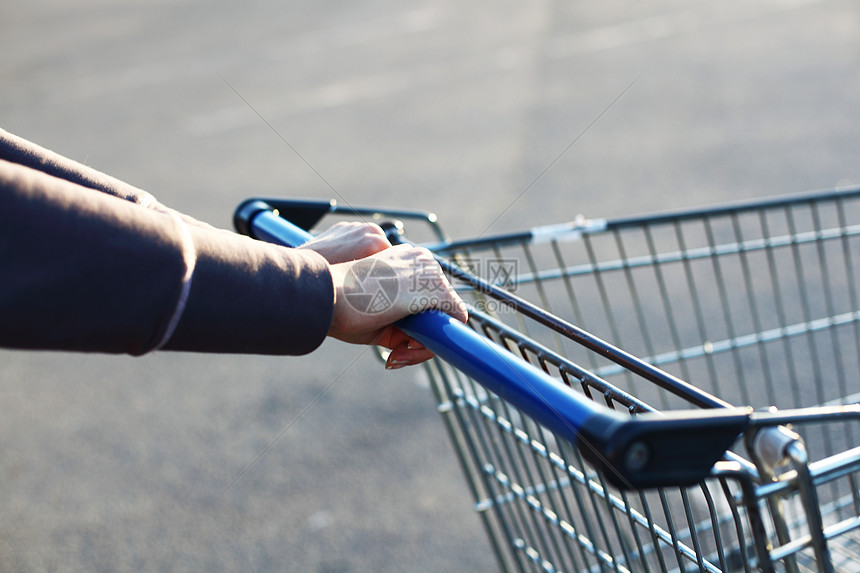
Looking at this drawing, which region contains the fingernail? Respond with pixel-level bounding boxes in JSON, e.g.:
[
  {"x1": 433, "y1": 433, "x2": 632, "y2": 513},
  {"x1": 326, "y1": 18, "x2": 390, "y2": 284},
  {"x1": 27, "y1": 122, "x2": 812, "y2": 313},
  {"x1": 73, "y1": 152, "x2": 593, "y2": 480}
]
[
  {"x1": 385, "y1": 360, "x2": 409, "y2": 370},
  {"x1": 407, "y1": 340, "x2": 425, "y2": 350}
]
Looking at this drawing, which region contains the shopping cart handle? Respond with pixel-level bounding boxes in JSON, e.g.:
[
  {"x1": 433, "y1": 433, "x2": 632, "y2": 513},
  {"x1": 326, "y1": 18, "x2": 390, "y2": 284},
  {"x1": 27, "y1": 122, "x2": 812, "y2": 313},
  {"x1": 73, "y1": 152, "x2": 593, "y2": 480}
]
[
  {"x1": 235, "y1": 201, "x2": 751, "y2": 489},
  {"x1": 397, "y1": 311, "x2": 752, "y2": 488}
]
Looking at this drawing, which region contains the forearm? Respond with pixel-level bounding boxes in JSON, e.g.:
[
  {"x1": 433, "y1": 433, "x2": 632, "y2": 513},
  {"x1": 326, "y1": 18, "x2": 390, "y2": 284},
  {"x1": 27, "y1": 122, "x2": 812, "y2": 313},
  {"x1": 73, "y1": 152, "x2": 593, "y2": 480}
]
[
  {"x1": 164, "y1": 224, "x2": 334, "y2": 355},
  {"x1": 0, "y1": 126, "x2": 158, "y2": 206},
  {"x1": 0, "y1": 159, "x2": 334, "y2": 355}
]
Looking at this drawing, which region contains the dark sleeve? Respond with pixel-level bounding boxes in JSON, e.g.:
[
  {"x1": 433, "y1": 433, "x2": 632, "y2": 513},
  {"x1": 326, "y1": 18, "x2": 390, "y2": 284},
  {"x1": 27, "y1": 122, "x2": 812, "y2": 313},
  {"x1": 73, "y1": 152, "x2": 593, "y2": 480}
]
[
  {"x1": 0, "y1": 158, "x2": 334, "y2": 356},
  {"x1": 0, "y1": 127, "x2": 159, "y2": 206}
]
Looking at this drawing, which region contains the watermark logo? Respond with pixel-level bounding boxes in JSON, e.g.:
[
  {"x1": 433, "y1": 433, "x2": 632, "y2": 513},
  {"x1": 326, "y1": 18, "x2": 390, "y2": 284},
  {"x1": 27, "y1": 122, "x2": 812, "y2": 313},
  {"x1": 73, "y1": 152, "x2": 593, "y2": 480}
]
[
  {"x1": 343, "y1": 258, "x2": 399, "y2": 314},
  {"x1": 406, "y1": 261, "x2": 455, "y2": 314},
  {"x1": 454, "y1": 257, "x2": 519, "y2": 289},
  {"x1": 487, "y1": 259, "x2": 518, "y2": 289},
  {"x1": 343, "y1": 255, "x2": 520, "y2": 316}
]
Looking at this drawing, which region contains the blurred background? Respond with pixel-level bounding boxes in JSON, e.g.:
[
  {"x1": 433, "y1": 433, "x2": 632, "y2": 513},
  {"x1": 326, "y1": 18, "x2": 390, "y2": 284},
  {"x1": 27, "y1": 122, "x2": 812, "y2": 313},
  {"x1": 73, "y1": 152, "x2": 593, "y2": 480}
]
[{"x1": 1, "y1": 0, "x2": 858, "y2": 571}]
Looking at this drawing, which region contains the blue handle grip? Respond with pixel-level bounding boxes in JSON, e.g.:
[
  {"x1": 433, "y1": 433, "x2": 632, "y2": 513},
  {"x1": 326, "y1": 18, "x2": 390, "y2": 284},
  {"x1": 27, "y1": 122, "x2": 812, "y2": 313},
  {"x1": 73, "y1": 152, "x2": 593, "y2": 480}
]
[{"x1": 249, "y1": 210, "x2": 620, "y2": 445}]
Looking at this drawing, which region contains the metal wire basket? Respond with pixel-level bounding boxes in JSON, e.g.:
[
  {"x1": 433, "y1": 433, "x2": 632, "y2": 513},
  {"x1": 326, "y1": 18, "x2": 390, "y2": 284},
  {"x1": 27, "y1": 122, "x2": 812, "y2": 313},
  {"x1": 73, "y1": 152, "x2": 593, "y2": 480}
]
[
  {"x1": 236, "y1": 187, "x2": 860, "y2": 572},
  {"x1": 422, "y1": 188, "x2": 860, "y2": 572}
]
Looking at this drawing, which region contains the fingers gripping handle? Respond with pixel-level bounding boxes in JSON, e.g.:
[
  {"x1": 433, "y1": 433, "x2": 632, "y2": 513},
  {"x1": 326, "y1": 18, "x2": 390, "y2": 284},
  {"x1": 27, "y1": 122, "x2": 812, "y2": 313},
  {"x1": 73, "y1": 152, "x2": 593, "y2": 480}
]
[{"x1": 237, "y1": 205, "x2": 749, "y2": 489}]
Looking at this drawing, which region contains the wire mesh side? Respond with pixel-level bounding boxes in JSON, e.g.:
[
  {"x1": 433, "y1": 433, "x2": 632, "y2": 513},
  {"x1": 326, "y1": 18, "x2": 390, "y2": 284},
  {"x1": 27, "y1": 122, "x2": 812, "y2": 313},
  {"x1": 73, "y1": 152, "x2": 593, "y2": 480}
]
[
  {"x1": 424, "y1": 188, "x2": 860, "y2": 572},
  {"x1": 440, "y1": 189, "x2": 860, "y2": 457},
  {"x1": 422, "y1": 321, "x2": 758, "y2": 573},
  {"x1": 423, "y1": 303, "x2": 860, "y2": 572}
]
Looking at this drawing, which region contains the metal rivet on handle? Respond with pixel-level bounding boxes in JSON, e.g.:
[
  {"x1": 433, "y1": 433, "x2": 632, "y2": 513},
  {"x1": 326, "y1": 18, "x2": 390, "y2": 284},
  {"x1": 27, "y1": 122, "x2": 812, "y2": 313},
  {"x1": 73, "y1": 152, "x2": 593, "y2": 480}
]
[{"x1": 625, "y1": 441, "x2": 650, "y2": 472}]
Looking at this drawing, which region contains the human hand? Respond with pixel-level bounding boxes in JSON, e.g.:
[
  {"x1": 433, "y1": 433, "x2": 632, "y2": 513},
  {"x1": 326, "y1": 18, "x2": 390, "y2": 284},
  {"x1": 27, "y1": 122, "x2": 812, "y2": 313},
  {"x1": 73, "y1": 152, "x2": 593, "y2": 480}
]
[
  {"x1": 298, "y1": 221, "x2": 390, "y2": 264},
  {"x1": 328, "y1": 244, "x2": 468, "y2": 369}
]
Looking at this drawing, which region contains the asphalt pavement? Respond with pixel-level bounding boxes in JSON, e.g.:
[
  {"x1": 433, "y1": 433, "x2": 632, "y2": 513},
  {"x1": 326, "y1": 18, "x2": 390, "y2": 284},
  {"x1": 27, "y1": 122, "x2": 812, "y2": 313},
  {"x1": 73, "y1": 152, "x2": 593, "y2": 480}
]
[{"x1": 1, "y1": 0, "x2": 859, "y2": 571}]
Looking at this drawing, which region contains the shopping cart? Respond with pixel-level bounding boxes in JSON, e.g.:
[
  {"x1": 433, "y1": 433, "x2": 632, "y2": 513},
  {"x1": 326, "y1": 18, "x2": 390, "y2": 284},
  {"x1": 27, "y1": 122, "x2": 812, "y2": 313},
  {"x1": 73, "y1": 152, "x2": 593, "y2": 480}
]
[{"x1": 235, "y1": 187, "x2": 860, "y2": 572}]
